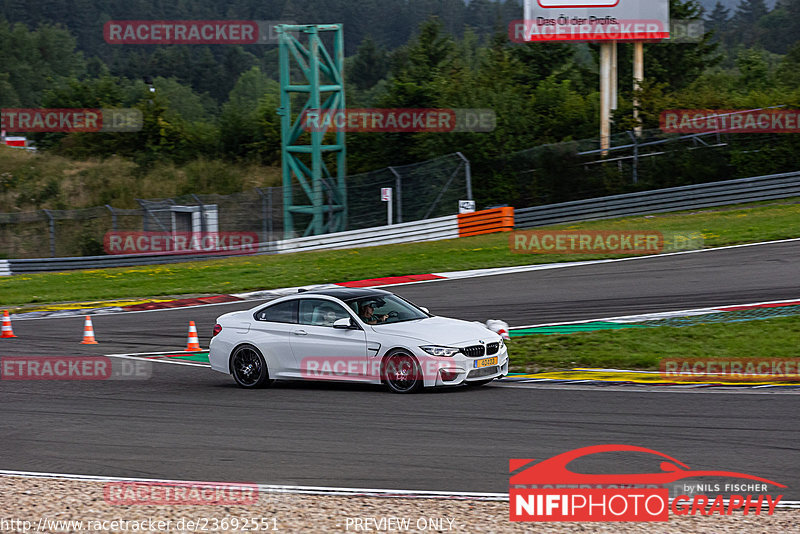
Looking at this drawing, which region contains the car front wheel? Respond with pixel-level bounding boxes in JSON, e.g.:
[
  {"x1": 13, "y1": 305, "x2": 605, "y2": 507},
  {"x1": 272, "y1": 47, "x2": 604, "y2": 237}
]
[
  {"x1": 230, "y1": 344, "x2": 273, "y2": 389},
  {"x1": 382, "y1": 351, "x2": 423, "y2": 394}
]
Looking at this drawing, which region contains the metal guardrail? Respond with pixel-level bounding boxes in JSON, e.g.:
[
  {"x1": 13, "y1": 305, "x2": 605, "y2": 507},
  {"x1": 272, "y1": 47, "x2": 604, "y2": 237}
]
[
  {"x1": 5, "y1": 250, "x2": 247, "y2": 273},
  {"x1": 514, "y1": 172, "x2": 800, "y2": 229},
  {"x1": 2, "y1": 172, "x2": 799, "y2": 275},
  {"x1": 275, "y1": 215, "x2": 459, "y2": 254},
  {"x1": 3, "y1": 215, "x2": 463, "y2": 274}
]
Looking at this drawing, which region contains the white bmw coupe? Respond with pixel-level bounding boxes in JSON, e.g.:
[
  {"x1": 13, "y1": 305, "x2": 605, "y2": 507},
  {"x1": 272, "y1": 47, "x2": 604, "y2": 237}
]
[{"x1": 209, "y1": 288, "x2": 509, "y2": 393}]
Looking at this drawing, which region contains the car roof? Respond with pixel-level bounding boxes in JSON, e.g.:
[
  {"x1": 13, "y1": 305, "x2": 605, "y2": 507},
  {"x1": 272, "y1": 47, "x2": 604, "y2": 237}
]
[{"x1": 296, "y1": 287, "x2": 391, "y2": 301}]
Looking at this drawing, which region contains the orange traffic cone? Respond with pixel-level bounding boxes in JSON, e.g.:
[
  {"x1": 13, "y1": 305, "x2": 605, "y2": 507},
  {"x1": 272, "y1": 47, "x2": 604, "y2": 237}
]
[
  {"x1": 1, "y1": 310, "x2": 16, "y2": 338},
  {"x1": 80, "y1": 315, "x2": 98, "y2": 344},
  {"x1": 185, "y1": 321, "x2": 201, "y2": 351}
]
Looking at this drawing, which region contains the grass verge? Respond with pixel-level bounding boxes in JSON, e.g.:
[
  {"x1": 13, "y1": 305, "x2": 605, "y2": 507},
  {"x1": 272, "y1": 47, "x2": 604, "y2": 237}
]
[
  {"x1": 0, "y1": 198, "x2": 798, "y2": 307},
  {"x1": 506, "y1": 315, "x2": 800, "y2": 372}
]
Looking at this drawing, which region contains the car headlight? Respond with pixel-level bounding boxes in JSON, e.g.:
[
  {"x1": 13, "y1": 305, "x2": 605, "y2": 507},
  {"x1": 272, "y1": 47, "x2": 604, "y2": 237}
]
[
  {"x1": 420, "y1": 345, "x2": 460, "y2": 357},
  {"x1": 498, "y1": 338, "x2": 505, "y2": 350}
]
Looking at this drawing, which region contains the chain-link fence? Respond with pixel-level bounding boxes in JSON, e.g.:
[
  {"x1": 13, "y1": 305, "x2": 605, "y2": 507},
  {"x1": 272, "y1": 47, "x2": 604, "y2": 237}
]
[
  {"x1": 344, "y1": 152, "x2": 470, "y2": 230},
  {"x1": 0, "y1": 206, "x2": 145, "y2": 258},
  {"x1": 487, "y1": 126, "x2": 800, "y2": 208},
  {"x1": 0, "y1": 153, "x2": 470, "y2": 258},
  {"x1": 2, "y1": 126, "x2": 798, "y2": 259}
]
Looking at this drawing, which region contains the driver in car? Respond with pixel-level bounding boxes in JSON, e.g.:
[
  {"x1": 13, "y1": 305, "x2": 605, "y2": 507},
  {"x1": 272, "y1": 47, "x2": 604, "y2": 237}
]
[{"x1": 360, "y1": 303, "x2": 388, "y2": 325}]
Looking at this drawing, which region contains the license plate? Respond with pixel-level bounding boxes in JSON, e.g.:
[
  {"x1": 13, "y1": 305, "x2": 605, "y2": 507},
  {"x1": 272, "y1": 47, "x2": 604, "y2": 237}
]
[{"x1": 474, "y1": 357, "x2": 498, "y2": 368}]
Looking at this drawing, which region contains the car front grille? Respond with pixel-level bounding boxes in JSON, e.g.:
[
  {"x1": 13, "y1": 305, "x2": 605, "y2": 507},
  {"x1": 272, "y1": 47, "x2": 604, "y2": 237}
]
[
  {"x1": 461, "y1": 345, "x2": 485, "y2": 358},
  {"x1": 468, "y1": 366, "x2": 498, "y2": 379},
  {"x1": 486, "y1": 342, "x2": 499, "y2": 355}
]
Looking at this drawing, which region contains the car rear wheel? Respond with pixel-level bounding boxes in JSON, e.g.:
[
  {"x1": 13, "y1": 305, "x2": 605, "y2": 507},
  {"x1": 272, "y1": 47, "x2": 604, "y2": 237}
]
[
  {"x1": 230, "y1": 344, "x2": 273, "y2": 389},
  {"x1": 382, "y1": 351, "x2": 423, "y2": 394}
]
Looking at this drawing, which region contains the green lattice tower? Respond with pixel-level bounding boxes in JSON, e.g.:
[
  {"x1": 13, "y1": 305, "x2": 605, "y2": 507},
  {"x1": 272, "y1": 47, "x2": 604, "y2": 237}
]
[{"x1": 276, "y1": 24, "x2": 346, "y2": 239}]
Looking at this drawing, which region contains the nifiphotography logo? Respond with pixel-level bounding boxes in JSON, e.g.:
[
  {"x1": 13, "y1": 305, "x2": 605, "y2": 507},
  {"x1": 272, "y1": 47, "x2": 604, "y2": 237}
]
[{"x1": 510, "y1": 445, "x2": 785, "y2": 522}]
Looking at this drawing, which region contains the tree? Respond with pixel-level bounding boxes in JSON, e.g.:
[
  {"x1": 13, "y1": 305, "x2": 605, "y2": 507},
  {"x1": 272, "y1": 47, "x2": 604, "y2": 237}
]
[
  {"x1": 733, "y1": 0, "x2": 770, "y2": 24},
  {"x1": 735, "y1": 48, "x2": 770, "y2": 90},
  {"x1": 347, "y1": 36, "x2": 389, "y2": 91},
  {"x1": 776, "y1": 40, "x2": 800, "y2": 89},
  {"x1": 706, "y1": 1, "x2": 731, "y2": 36},
  {"x1": 643, "y1": 0, "x2": 722, "y2": 90},
  {"x1": 0, "y1": 18, "x2": 85, "y2": 107},
  {"x1": 219, "y1": 67, "x2": 280, "y2": 163},
  {"x1": 731, "y1": 0, "x2": 770, "y2": 47},
  {"x1": 759, "y1": 0, "x2": 798, "y2": 53},
  {"x1": 391, "y1": 17, "x2": 456, "y2": 89},
  {"x1": 152, "y1": 77, "x2": 218, "y2": 123}
]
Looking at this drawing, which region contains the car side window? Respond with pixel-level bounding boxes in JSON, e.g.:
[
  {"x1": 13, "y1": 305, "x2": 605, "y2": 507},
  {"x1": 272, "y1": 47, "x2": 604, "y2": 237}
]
[
  {"x1": 299, "y1": 299, "x2": 351, "y2": 327},
  {"x1": 254, "y1": 300, "x2": 297, "y2": 324}
]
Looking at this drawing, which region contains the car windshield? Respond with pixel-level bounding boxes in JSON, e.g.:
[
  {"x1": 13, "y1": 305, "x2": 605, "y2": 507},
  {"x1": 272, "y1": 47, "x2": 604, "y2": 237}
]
[{"x1": 347, "y1": 294, "x2": 428, "y2": 325}]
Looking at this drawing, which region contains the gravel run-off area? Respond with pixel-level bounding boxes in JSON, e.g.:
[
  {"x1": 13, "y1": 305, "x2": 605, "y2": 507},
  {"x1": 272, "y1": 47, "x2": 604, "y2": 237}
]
[{"x1": 0, "y1": 477, "x2": 798, "y2": 533}]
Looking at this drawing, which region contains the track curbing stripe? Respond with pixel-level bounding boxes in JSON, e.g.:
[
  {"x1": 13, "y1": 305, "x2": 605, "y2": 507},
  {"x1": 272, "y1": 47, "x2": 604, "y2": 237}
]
[{"x1": 9, "y1": 238, "x2": 800, "y2": 320}]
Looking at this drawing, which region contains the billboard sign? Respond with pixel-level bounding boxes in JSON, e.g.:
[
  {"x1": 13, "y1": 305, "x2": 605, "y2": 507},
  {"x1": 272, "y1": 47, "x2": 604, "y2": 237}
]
[{"x1": 515, "y1": 0, "x2": 670, "y2": 42}]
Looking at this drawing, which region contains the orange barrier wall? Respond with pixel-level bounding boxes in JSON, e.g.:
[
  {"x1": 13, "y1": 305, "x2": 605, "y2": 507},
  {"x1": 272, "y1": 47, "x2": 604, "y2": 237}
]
[{"x1": 457, "y1": 207, "x2": 515, "y2": 237}]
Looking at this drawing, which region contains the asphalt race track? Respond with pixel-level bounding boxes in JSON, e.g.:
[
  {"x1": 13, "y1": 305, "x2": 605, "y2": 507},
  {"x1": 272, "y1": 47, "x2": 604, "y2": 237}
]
[{"x1": 1, "y1": 241, "x2": 799, "y2": 496}]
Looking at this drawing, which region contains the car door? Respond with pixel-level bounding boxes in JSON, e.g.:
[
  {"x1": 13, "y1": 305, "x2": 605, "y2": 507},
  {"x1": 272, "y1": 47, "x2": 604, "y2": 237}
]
[
  {"x1": 291, "y1": 298, "x2": 369, "y2": 381},
  {"x1": 250, "y1": 299, "x2": 300, "y2": 377}
]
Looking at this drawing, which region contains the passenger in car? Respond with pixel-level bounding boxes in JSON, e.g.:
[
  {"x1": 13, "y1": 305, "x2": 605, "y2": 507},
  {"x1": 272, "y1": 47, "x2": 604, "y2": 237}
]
[{"x1": 314, "y1": 306, "x2": 340, "y2": 326}]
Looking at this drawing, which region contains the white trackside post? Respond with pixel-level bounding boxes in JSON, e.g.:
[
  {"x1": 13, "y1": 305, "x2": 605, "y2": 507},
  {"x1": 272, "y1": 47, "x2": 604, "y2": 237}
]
[{"x1": 381, "y1": 187, "x2": 393, "y2": 225}]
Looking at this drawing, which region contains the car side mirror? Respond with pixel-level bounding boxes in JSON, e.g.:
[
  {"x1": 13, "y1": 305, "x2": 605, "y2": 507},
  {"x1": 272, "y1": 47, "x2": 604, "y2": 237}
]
[
  {"x1": 333, "y1": 318, "x2": 356, "y2": 329},
  {"x1": 419, "y1": 306, "x2": 430, "y2": 314}
]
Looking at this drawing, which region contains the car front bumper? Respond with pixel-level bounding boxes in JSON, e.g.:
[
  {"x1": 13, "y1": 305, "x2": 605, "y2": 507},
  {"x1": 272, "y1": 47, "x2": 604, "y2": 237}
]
[{"x1": 420, "y1": 347, "x2": 510, "y2": 387}]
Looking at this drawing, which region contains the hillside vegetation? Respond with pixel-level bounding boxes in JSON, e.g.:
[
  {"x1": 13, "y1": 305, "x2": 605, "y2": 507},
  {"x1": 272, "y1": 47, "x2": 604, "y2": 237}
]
[
  {"x1": 0, "y1": 146, "x2": 280, "y2": 212},
  {"x1": 1, "y1": 0, "x2": 799, "y2": 211}
]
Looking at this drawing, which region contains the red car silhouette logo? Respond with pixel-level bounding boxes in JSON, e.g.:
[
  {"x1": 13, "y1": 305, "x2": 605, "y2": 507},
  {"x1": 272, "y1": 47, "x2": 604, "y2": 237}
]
[{"x1": 510, "y1": 445, "x2": 786, "y2": 487}]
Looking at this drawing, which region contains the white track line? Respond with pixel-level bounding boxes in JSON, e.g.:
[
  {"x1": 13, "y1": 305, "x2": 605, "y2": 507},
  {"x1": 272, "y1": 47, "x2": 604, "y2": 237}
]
[
  {"x1": 0, "y1": 470, "x2": 506, "y2": 501},
  {"x1": 511, "y1": 297, "x2": 800, "y2": 330},
  {"x1": 105, "y1": 352, "x2": 210, "y2": 368},
  {"x1": 413, "y1": 237, "x2": 800, "y2": 286}
]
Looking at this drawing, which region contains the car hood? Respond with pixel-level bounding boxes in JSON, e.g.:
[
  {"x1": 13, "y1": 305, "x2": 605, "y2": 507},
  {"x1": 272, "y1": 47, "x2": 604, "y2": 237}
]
[{"x1": 371, "y1": 316, "x2": 497, "y2": 345}]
